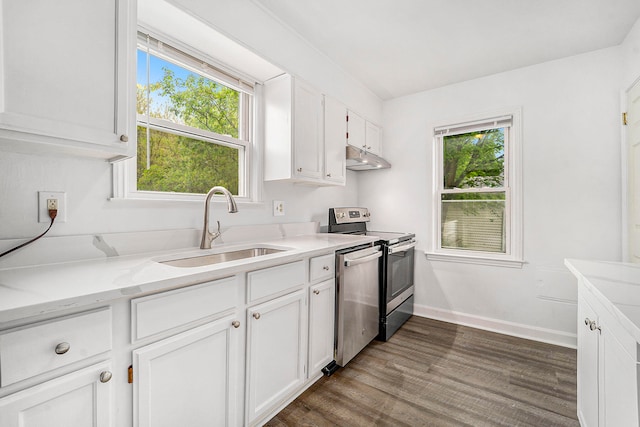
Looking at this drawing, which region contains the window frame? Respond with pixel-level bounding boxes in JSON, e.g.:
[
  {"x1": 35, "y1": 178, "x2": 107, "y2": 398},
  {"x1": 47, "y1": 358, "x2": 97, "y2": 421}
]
[
  {"x1": 427, "y1": 108, "x2": 524, "y2": 268},
  {"x1": 112, "y1": 28, "x2": 261, "y2": 204}
]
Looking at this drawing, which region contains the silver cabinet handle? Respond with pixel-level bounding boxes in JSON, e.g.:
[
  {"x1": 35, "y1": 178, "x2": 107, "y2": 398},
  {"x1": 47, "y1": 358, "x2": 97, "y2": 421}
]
[
  {"x1": 297, "y1": 168, "x2": 302, "y2": 172},
  {"x1": 253, "y1": 313, "x2": 261, "y2": 320},
  {"x1": 322, "y1": 265, "x2": 330, "y2": 270},
  {"x1": 313, "y1": 289, "x2": 320, "y2": 295},
  {"x1": 119, "y1": 134, "x2": 129, "y2": 143},
  {"x1": 99, "y1": 371, "x2": 112, "y2": 383},
  {"x1": 232, "y1": 320, "x2": 240, "y2": 328},
  {"x1": 55, "y1": 342, "x2": 70, "y2": 355},
  {"x1": 584, "y1": 318, "x2": 601, "y2": 333}
]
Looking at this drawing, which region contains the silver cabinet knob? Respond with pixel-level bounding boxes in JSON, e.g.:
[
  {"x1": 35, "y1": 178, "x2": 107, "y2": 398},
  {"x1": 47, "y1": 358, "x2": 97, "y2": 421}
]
[
  {"x1": 232, "y1": 320, "x2": 240, "y2": 328},
  {"x1": 584, "y1": 318, "x2": 601, "y2": 332},
  {"x1": 313, "y1": 289, "x2": 320, "y2": 295},
  {"x1": 326, "y1": 173, "x2": 331, "y2": 177},
  {"x1": 322, "y1": 265, "x2": 330, "y2": 270},
  {"x1": 119, "y1": 134, "x2": 129, "y2": 143},
  {"x1": 55, "y1": 342, "x2": 70, "y2": 355},
  {"x1": 253, "y1": 312, "x2": 261, "y2": 320},
  {"x1": 297, "y1": 168, "x2": 302, "y2": 173},
  {"x1": 99, "y1": 371, "x2": 112, "y2": 383}
]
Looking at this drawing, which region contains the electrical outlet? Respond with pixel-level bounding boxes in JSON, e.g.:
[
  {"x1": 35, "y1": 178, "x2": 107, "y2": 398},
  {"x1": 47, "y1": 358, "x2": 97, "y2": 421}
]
[
  {"x1": 38, "y1": 191, "x2": 67, "y2": 223},
  {"x1": 273, "y1": 200, "x2": 285, "y2": 216}
]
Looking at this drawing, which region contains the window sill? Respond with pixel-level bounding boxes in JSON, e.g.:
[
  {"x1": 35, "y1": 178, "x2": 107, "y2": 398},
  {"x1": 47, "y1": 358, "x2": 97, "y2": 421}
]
[
  {"x1": 425, "y1": 251, "x2": 525, "y2": 269},
  {"x1": 108, "y1": 195, "x2": 265, "y2": 209}
]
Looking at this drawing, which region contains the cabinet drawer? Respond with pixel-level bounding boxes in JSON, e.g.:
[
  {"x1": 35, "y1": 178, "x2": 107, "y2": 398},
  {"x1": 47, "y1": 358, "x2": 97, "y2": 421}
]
[
  {"x1": 309, "y1": 253, "x2": 334, "y2": 282},
  {"x1": 247, "y1": 261, "x2": 305, "y2": 303},
  {"x1": 0, "y1": 308, "x2": 112, "y2": 387},
  {"x1": 132, "y1": 276, "x2": 237, "y2": 342}
]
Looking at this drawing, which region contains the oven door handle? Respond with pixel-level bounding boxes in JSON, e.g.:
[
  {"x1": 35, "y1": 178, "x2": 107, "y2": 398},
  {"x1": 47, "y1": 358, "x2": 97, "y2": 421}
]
[
  {"x1": 388, "y1": 241, "x2": 417, "y2": 255},
  {"x1": 344, "y1": 251, "x2": 382, "y2": 267}
]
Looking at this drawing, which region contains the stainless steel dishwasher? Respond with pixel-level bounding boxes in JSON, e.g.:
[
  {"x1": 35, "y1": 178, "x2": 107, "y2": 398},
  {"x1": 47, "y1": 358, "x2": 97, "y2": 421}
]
[{"x1": 335, "y1": 244, "x2": 382, "y2": 367}]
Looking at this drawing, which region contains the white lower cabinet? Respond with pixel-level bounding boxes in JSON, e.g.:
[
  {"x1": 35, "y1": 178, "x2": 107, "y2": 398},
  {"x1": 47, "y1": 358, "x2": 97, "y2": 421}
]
[
  {"x1": 577, "y1": 288, "x2": 640, "y2": 427},
  {"x1": 0, "y1": 361, "x2": 113, "y2": 427},
  {"x1": 132, "y1": 314, "x2": 241, "y2": 427},
  {"x1": 308, "y1": 279, "x2": 336, "y2": 376},
  {"x1": 246, "y1": 289, "x2": 307, "y2": 425}
]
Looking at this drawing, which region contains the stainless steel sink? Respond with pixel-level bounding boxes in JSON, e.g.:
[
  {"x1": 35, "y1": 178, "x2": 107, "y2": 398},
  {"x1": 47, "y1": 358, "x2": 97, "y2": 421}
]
[{"x1": 160, "y1": 247, "x2": 287, "y2": 268}]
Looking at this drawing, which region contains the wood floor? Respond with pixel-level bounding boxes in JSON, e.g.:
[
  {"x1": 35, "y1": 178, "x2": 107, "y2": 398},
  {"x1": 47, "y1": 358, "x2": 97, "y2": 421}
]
[{"x1": 266, "y1": 316, "x2": 579, "y2": 427}]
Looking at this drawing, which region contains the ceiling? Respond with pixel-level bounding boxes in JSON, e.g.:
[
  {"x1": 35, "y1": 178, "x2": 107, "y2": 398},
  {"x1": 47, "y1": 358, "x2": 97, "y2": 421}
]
[{"x1": 254, "y1": 0, "x2": 640, "y2": 100}]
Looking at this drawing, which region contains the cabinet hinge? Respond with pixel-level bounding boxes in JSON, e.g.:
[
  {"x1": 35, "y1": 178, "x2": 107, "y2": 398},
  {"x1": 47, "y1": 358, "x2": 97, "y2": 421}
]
[
  {"x1": 346, "y1": 132, "x2": 349, "y2": 139},
  {"x1": 623, "y1": 112, "x2": 628, "y2": 126},
  {"x1": 128, "y1": 365, "x2": 134, "y2": 384}
]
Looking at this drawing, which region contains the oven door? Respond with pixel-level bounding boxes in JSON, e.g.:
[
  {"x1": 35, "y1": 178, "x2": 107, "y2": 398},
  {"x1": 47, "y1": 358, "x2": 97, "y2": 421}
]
[{"x1": 385, "y1": 239, "x2": 416, "y2": 314}]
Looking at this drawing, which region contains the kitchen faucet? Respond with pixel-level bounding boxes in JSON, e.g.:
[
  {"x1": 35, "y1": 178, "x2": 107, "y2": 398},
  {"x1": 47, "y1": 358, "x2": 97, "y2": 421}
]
[{"x1": 200, "y1": 186, "x2": 238, "y2": 249}]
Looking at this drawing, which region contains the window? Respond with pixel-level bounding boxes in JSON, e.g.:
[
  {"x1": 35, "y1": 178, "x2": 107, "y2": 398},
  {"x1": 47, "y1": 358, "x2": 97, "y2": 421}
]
[
  {"x1": 115, "y1": 31, "x2": 254, "y2": 200},
  {"x1": 429, "y1": 110, "x2": 523, "y2": 267}
]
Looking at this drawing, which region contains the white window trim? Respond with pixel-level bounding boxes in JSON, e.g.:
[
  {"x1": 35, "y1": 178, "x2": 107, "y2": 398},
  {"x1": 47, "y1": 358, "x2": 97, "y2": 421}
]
[
  {"x1": 111, "y1": 27, "x2": 264, "y2": 204},
  {"x1": 426, "y1": 107, "x2": 524, "y2": 268}
]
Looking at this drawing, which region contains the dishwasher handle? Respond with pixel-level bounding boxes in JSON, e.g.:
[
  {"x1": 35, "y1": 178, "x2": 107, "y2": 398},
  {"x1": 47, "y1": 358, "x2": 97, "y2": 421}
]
[{"x1": 344, "y1": 250, "x2": 382, "y2": 267}]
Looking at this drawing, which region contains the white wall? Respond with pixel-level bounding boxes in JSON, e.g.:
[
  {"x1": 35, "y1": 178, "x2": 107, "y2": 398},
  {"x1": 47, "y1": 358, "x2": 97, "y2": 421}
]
[
  {"x1": 358, "y1": 46, "x2": 625, "y2": 346},
  {"x1": 622, "y1": 16, "x2": 640, "y2": 89},
  {"x1": 0, "y1": 0, "x2": 380, "y2": 241}
]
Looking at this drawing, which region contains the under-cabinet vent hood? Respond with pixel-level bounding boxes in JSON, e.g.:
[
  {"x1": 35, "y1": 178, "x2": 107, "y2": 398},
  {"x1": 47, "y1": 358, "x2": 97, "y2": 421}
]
[{"x1": 345, "y1": 145, "x2": 391, "y2": 171}]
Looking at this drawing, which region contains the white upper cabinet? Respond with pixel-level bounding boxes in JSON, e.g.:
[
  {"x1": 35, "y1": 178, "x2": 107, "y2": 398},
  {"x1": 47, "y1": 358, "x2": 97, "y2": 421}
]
[
  {"x1": 323, "y1": 96, "x2": 347, "y2": 185},
  {"x1": 347, "y1": 110, "x2": 382, "y2": 156},
  {"x1": 0, "y1": 0, "x2": 136, "y2": 160},
  {"x1": 264, "y1": 74, "x2": 323, "y2": 183},
  {"x1": 264, "y1": 74, "x2": 346, "y2": 186}
]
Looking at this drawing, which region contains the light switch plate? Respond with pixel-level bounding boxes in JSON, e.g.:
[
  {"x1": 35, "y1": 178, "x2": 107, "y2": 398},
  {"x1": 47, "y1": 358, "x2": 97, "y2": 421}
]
[{"x1": 38, "y1": 191, "x2": 67, "y2": 223}]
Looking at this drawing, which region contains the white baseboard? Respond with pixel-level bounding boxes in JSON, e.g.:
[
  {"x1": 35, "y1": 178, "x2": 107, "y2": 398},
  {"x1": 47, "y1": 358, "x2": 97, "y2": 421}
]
[{"x1": 413, "y1": 303, "x2": 577, "y2": 349}]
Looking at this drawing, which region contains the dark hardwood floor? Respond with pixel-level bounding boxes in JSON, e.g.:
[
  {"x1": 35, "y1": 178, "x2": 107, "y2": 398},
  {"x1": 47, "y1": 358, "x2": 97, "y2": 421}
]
[{"x1": 266, "y1": 316, "x2": 579, "y2": 427}]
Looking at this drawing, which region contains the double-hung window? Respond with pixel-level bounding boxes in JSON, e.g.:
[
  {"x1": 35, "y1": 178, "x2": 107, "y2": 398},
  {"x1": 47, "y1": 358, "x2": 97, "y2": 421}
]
[
  {"x1": 116, "y1": 31, "x2": 254, "y2": 200},
  {"x1": 429, "y1": 110, "x2": 523, "y2": 267}
]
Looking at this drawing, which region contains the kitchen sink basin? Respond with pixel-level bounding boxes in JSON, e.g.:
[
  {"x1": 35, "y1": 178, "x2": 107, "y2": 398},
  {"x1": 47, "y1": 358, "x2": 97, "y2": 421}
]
[{"x1": 159, "y1": 247, "x2": 288, "y2": 268}]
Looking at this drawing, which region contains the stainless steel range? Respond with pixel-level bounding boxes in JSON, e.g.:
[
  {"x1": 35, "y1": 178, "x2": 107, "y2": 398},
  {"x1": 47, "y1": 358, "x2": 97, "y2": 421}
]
[{"x1": 328, "y1": 207, "x2": 416, "y2": 342}]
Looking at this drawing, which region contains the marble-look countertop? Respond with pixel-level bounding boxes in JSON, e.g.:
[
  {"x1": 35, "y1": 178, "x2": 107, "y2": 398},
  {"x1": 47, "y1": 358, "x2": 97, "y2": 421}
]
[
  {"x1": 565, "y1": 258, "x2": 640, "y2": 343},
  {"x1": 0, "y1": 233, "x2": 376, "y2": 323}
]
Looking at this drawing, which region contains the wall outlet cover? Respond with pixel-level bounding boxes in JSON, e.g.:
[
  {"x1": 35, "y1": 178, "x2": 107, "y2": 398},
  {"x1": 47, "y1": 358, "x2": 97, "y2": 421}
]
[
  {"x1": 38, "y1": 191, "x2": 67, "y2": 223},
  {"x1": 273, "y1": 200, "x2": 285, "y2": 216}
]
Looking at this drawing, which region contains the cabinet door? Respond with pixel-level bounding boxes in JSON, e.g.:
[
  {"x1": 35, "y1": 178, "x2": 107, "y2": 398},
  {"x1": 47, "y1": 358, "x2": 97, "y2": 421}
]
[
  {"x1": 323, "y1": 96, "x2": 347, "y2": 185},
  {"x1": 293, "y1": 79, "x2": 323, "y2": 180},
  {"x1": 347, "y1": 110, "x2": 366, "y2": 150},
  {"x1": 309, "y1": 279, "x2": 336, "y2": 376},
  {"x1": 246, "y1": 289, "x2": 307, "y2": 424},
  {"x1": 0, "y1": 0, "x2": 135, "y2": 159},
  {"x1": 133, "y1": 315, "x2": 241, "y2": 427},
  {"x1": 601, "y1": 319, "x2": 639, "y2": 427},
  {"x1": 365, "y1": 121, "x2": 382, "y2": 155},
  {"x1": 577, "y1": 298, "x2": 599, "y2": 427},
  {"x1": 0, "y1": 362, "x2": 113, "y2": 427}
]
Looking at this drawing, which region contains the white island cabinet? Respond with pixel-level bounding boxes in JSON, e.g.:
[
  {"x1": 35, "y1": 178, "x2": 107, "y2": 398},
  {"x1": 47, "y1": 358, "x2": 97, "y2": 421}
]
[
  {"x1": 0, "y1": 0, "x2": 136, "y2": 160},
  {"x1": 566, "y1": 259, "x2": 640, "y2": 427}
]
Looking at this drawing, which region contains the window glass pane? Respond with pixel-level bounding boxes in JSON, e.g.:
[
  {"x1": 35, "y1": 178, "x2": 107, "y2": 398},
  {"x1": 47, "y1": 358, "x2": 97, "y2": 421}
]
[
  {"x1": 137, "y1": 126, "x2": 240, "y2": 195},
  {"x1": 443, "y1": 128, "x2": 504, "y2": 189},
  {"x1": 441, "y1": 192, "x2": 506, "y2": 253},
  {"x1": 137, "y1": 49, "x2": 240, "y2": 138}
]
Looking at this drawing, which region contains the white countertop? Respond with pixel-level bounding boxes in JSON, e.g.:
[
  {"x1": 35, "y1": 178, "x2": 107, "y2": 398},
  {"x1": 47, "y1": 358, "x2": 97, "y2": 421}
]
[
  {"x1": 565, "y1": 258, "x2": 640, "y2": 343},
  {"x1": 0, "y1": 233, "x2": 376, "y2": 323}
]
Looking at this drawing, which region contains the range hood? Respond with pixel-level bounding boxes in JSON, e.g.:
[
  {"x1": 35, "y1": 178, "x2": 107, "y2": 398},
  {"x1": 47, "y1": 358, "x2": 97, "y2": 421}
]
[{"x1": 345, "y1": 145, "x2": 391, "y2": 171}]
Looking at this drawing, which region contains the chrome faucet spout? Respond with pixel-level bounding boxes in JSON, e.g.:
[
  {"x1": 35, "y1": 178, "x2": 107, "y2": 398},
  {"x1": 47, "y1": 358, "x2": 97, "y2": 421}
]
[{"x1": 200, "y1": 186, "x2": 238, "y2": 249}]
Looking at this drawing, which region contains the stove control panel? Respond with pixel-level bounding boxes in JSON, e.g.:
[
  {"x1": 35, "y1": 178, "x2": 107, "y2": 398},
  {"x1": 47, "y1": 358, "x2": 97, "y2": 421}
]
[{"x1": 330, "y1": 207, "x2": 371, "y2": 224}]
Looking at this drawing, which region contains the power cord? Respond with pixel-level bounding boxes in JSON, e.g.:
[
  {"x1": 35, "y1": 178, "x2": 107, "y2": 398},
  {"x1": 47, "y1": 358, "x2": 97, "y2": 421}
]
[{"x1": 0, "y1": 209, "x2": 58, "y2": 259}]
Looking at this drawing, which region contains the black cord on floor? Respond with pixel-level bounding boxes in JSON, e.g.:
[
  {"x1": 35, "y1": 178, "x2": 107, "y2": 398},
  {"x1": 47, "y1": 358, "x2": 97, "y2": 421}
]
[{"x1": 0, "y1": 211, "x2": 57, "y2": 259}]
